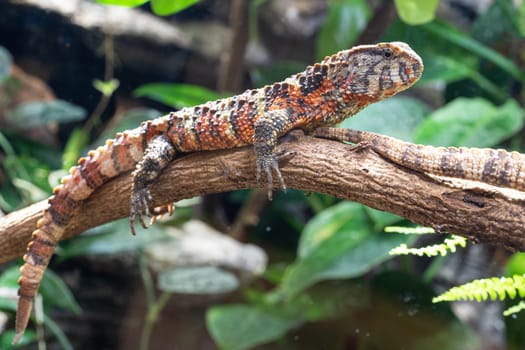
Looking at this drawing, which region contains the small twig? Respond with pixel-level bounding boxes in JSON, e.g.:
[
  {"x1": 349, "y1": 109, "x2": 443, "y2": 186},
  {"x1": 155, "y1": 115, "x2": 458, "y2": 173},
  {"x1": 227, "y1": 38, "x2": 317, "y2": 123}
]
[
  {"x1": 356, "y1": 0, "x2": 397, "y2": 45},
  {"x1": 216, "y1": 0, "x2": 249, "y2": 93}
]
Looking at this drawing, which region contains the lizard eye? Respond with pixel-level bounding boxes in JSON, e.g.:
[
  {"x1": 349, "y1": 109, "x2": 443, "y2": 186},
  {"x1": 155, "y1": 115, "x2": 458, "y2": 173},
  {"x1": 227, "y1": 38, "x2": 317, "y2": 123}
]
[{"x1": 382, "y1": 48, "x2": 393, "y2": 59}]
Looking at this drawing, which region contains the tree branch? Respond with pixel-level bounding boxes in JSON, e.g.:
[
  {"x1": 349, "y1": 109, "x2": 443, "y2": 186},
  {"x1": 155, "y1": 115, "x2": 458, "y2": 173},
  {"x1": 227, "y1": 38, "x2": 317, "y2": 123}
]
[{"x1": 1, "y1": 133, "x2": 524, "y2": 264}]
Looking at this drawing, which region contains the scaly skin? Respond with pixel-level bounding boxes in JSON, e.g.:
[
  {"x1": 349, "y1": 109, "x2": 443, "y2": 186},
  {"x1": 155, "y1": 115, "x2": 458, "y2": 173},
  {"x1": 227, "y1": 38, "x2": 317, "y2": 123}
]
[
  {"x1": 14, "y1": 42, "x2": 423, "y2": 343},
  {"x1": 315, "y1": 127, "x2": 525, "y2": 191}
]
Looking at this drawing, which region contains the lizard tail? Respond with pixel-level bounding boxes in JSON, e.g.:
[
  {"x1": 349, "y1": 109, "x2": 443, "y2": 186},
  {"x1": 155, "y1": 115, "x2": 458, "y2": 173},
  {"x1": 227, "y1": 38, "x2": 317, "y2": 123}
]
[
  {"x1": 14, "y1": 130, "x2": 146, "y2": 344},
  {"x1": 317, "y1": 128, "x2": 525, "y2": 192}
]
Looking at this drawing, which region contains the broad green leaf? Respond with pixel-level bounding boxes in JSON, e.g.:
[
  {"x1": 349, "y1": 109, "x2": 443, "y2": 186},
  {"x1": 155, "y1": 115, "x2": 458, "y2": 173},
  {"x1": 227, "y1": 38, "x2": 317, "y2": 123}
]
[
  {"x1": 0, "y1": 46, "x2": 12, "y2": 85},
  {"x1": 414, "y1": 97, "x2": 524, "y2": 147},
  {"x1": 134, "y1": 83, "x2": 227, "y2": 108},
  {"x1": 394, "y1": 0, "x2": 439, "y2": 24},
  {"x1": 423, "y1": 21, "x2": 525, "y2": 81},
  {"x1": 151, "y1": 0, "x2": 200, "y2": 16},
  {"x1": 417, "y1": 53, "x2": 477, "y2": 84},
  {"x1": 506, "y1": 253, "x2": 525, "y2": 276},
  {"x1": 158, "y1": 266, "x2": 239, "y2": 294},
  {"x1": 364, "y1": 207, "x2": 402, "y2": 231},
  {"x1": 206, "y1": 304, "x2": 299, "y2": 350},
  {"x1": 43, "y1": 314, "x2": 75, "y2": 350},
  {"x1": 57, "y1": 218, "x2": 169, "y2": 260},
  {"x1": 0, "y1": 266, "x2": 81, "y2": 314},
  {"x1": 279, "y1": 202, "x2": 410, "y2": 298},
  {"x1": 0, "y1": 266, "x2": 19, "y2": 312},
  {"x1": 517, "y1": 0, "x2": 525, "y2": 36},
  {"x1": 281, "y1": 233, "x2": 407, "y2": 298},
  {"x1": 95, "y1": 0, "x2": 148, "y2": 6},
  {"x1": 340, "y1": 96, "x2": 429, "y2": 141},
  {"x1": 7, "y1": 100, "x2": 86, "y2": 130},
  {"x1": 316, "y1": 0, "x2": 371, "y2": 60},
  {"x1": 62, "y1": 128, "x2": 89, "y2": 170},
  {"x1": 0, "y1": 265, "x2": 22, "y2": 288},
  {"x1": 0, "y1": 330, "x2": 36, "y2": 349},
  {"x1": 39, "y1": 270, "x2": 82, "y2": 314},
  {"x1": 471, "y1": 1, "x2": 519, "y2": 43},
  {"x1": 298, "y1": 202, "x2": 367, "y2": 258}
]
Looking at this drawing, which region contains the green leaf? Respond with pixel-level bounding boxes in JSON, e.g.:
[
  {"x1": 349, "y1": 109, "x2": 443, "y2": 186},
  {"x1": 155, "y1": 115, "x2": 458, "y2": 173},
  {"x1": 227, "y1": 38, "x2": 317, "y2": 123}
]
[
  {"x1": 62, "y1": 128, "x2": 89, "y2": 170},
  {"x1": 394, "y1": 0, "x2": 439, "y2": 25},
  {"x1": 423, "y1": 21, "x2": 525, "y2": 81},
  {"x1": 0, "y1": 46, "x2": 12, "y2": 85},
  {"x1": 417, "y1": 53, "x2": 478, "y2": 84},
  {"x1": 206, "y1": 304, "x2": 299, "y2": 350},
  {"x1": 39, "y1": 270, "x2": 82, "y2": 314},
  {"x1": 134, "y1": 83, "x2": 227, "y2": 108},
  {"x1": 364, "y1": 207, "x2": 402, "y2": 231},
  {"x1": 7, "y1": 100, "x2": 87, "y2": 130},
  {"x1": 0, "y1": 266, "x2": 81, "y2": 314},
  {"x1": 0, "y1": 265, "x2": 22, "y2": 288},
  {"x1": 278, "y1": 202, "x2": 410, "y2": 298},
  {"x1": 414, "y1": 97, "x2": 524, "y2": 147},
  {"x1": 57, "y1": 218, "x2": 168, "y2": 260},
  {"x1": 43, "y1": 314, "x2": 75, "y2": 350},
  {"x1": 158, "y1": 266, "x2": 239, "y2": 294},
  {"x1": 298, "y1": 202, "x2": 367, "y2": 258},
  {"x1": 93, "y1": 79, "x2": 120, "y2": 97},
  {"x1": 0, "y1": 330, "x2": 36, "y2": 349},
  {"x1": 151, "y1": 0, "x2": 200, "y2": 15},
  {"x1": 95, "y1": 0, "x2": 149, "y2": 6},
  {"x1": 340, "y1": 96, "x2": 429, "y2": 141},
  {"x1": 0, "y1": 266, "x2": 19, "y2": 312},
  {"x1": 506, "y1": 253, "x2": 525, "y2": 276},
  {"x1": 316, "y1": 0, "x2": 371, "y2": 60}
]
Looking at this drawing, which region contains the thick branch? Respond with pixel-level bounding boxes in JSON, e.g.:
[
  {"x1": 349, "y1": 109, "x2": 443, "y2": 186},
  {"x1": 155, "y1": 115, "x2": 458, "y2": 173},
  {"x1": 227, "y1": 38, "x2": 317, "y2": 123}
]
[{"x1": 1, "y1": 134, "x2": 525, "y2": 264}]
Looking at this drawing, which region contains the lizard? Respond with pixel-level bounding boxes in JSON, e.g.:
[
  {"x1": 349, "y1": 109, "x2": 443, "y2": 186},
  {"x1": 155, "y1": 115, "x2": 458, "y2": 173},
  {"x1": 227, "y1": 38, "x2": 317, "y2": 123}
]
[
  {"x1": 13, "y1": 41, "x2": 423, "y2": 343},
  {"x1": 314, "y1": 127, "x2": 525, "y2": 192}
]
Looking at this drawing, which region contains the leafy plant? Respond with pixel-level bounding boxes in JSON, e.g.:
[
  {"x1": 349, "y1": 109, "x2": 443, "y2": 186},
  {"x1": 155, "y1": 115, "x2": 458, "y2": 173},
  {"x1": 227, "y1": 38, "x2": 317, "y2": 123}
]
[{"x1": 433, "y1": 276, "x2": 525, "y2": 313}]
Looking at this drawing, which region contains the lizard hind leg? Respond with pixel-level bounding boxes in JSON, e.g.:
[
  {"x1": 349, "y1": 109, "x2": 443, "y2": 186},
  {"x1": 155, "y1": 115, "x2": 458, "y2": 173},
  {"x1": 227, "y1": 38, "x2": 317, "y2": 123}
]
[{"x1": 130, "y1": 135, "x2": 177, "y2": 234}]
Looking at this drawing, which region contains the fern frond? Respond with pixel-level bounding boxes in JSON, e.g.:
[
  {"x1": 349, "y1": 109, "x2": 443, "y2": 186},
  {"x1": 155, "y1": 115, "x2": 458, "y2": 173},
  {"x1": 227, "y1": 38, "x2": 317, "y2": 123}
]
[
  {"x1": 389, "y1": 235, "x2": 467, "y2": 257},
  {"x1": 433, "y1": 275, "x2": 525, "y2": 303},
  {"x1": 384, "y1": 226, "x2": 435, "y2": 235},
  {"x1": 503, "y1": 301, "x2": 525, "y2": 316}
]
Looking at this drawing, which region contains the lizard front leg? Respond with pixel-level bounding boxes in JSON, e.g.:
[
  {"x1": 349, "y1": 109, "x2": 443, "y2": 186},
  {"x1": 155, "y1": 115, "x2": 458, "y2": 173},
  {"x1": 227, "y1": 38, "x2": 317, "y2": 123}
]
[
  {"x1": 254, "y1": 109, "x2": 292, "y2": 199},
  {"x1": 130, "y1": 134, "x2": 176, "y2": 234}
]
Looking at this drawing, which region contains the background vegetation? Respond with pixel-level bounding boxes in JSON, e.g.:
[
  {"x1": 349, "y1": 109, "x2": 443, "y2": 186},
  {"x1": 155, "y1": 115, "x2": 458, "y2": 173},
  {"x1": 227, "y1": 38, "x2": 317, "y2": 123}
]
[{"x1": 0, "y1": 0, "x2": 524, "y2": 349}]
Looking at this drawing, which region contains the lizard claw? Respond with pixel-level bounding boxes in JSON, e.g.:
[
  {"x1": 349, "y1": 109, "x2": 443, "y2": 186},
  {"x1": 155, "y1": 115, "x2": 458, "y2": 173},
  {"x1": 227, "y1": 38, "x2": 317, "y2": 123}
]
[
  {"x1": 130, "y1": 187, "x2": 153, "y2": 235},
  {"x1": 256, "y1": 154, "x2": 286, "y2": 200}
]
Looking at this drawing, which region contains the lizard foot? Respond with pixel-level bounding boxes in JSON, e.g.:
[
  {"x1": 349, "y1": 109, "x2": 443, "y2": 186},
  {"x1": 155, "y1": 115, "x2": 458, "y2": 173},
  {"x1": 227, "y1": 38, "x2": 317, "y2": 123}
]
[
  {"x1": 130, "y1": 187, "x2": 153, "y2": 235},
  {"x1": 256, "y1": 149, "x2": 294, "y2": 200},
  {"x1": 130, "y1": 190, "x2": 175, "y2": 234}
]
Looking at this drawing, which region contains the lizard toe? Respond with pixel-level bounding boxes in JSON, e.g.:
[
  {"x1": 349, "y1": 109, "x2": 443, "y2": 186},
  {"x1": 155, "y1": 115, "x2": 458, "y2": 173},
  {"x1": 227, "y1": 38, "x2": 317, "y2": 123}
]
[{"x1": 130, "y1": 188, "x2": 153, "y2": 234}]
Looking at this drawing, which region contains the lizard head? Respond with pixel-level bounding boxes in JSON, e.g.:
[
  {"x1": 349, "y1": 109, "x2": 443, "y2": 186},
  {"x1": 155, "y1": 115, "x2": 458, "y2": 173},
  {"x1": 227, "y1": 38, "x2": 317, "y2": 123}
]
[{"x1": 326, "y1": 41, "x2": 424, "y2": 103}]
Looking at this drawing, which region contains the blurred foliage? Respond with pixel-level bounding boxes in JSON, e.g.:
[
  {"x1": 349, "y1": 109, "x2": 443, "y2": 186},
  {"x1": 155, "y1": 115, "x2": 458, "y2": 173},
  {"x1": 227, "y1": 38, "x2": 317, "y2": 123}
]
[
  {"x1": 0, "y1": 0, "x2": 524, "y2": 349},
  {"x1": 95, "y1": 0, "x2": 199, "y2": 16}
]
